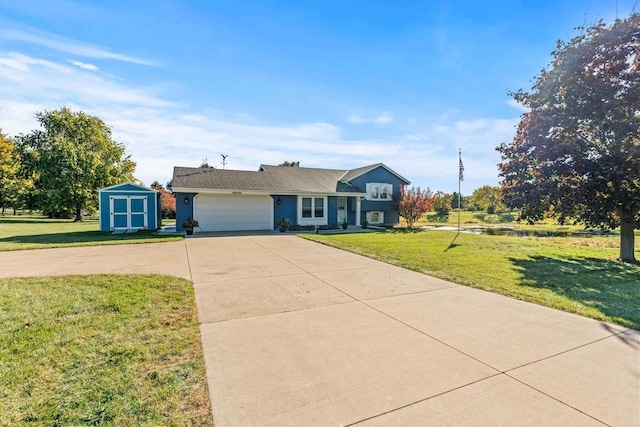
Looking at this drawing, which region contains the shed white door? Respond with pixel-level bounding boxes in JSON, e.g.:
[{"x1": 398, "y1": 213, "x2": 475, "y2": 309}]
[
  {"x1": 110, "y1": 196, "x2": 148, "y2": 231},
  {"x1": 194, "y1": 194, "x2": 273, "y2": 232}
]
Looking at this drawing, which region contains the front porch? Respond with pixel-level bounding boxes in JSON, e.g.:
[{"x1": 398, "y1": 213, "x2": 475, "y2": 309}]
[{"x1": 272, "y1": 194, "x2": 364, "y2": 229}]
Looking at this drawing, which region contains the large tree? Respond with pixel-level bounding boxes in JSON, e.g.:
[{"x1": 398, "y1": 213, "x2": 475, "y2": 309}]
[
  {"x1": 497, "y1": 14, "x2": 640, "y2": 262},
  {"x1": 0, "y1": 130, "x2": 20, "y2": 214},
  {"x1": 19, "y1": 107, "x2": 136, "y2": 220}
]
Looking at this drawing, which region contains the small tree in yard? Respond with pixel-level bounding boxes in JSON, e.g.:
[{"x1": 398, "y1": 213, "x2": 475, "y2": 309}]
[
  {"x1": 433, "y1": 191, "x2": 453, "y2": 215},
  {"x1": 469, "y1": 185, "x2": 504, "y2": 214},
  {"x1": 397, "y1": 186, "x2": 434, "y2": 229},
  {"x1": 451, "y1": 191, "x2": 464, "y2": 209},
  {"x1": 159, "y1": 189, "x2": 176, "y2": 218},
  {"x1": 497, "y1": 14, "x2": 640, "y2": 263},
  {"x1": 150, "y1": 181, "x2": 176, "y2": 218}
]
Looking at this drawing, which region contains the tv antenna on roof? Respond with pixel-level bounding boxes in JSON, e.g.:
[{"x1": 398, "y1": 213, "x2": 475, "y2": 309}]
[{"x1": 220, "y1": 154, "x2": 229, "y2": 169}]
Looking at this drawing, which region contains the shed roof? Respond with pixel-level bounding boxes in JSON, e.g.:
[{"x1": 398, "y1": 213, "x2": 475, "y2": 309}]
[{"x1": 99, "y1": 182, "x2": 157, "y2": 192}]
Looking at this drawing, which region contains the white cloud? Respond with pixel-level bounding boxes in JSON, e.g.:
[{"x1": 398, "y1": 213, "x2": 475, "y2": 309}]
[
  {"x1": 506, "y1": 98, "x2": 528, "y2": 113},
  {"x1": 455, "y1": 119, "x2": 490, "y2": 133},
  {"x1": 1, "y1": 29, "x2": 158, "y2": 66},
  {"x1": 0, "y1": 52, "x2": 172, "y2": 108},
  {"x1": 0, "y1": 50, "x2": 518, "y2": 193},
  {"x1": 69, "y1": 60, "x2": 99, "y2": 71},
  {"x1": 346, "y1": 112, "x2": 394, "y2": 125},
  {"x1": 0, "y1": 52, "x2": 70, "y2": 76},
  {"x1": 403, "y1": 133, "x2": 428, "y2": 141}
]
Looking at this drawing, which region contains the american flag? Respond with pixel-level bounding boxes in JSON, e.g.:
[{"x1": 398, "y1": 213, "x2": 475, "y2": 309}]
[{"x1": 459, "y1": 158, "x2": 465, "y2": 182}]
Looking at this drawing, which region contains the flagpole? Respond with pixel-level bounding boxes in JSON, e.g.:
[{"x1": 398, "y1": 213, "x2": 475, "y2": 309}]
[{"x1": 458, "y1": 148, "x2": 462, "y2": 234}]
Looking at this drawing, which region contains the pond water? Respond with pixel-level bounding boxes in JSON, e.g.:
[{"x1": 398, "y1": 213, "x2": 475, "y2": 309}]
[
  {"x1": 422, "y1": 225, "x2": 617, "y2": 238},
  {"x1": 469, "y1": 227, "x2": 617, "y2": 238}
]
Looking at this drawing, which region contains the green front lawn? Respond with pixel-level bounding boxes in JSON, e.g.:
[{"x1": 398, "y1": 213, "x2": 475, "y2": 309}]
[
  {"x1": 0, "y1": 215, "x2": 182, "y2": 251},
  {"x1": 0, "y1": 274, "x2": 212, "y2": 425},
  {"x1": 303, "y1": 230, "x2": 640, "y2": 329}
]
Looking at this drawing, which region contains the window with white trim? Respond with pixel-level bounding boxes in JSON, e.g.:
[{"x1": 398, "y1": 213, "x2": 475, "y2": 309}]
[
  {"x1": 366, "y1": 211, "x2": 384, "y2": 224},
  {"x1": 301, "y1": 197, "x2": 325, "y2": 218},
  {"x1": 366, "y1": 183, "x2": 393, "y2": 200}
]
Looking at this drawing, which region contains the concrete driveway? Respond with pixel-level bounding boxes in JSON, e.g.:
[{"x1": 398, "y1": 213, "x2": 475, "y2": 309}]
[{"x1": 1, "y1": 235, "x2": 638, "y2": 426}]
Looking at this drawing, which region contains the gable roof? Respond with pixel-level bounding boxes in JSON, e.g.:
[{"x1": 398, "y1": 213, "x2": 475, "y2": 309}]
[
  {"x1": 258, "y1": 165, "x2": 360, "y2": 193},
  {"x1": 172, "y1": 167, "x2": 277, "y2": 192},
  {"x1": 340, "y1": 163, "x2": 411, "y2": 184},
  {"x1": 99, "y1": 182, "x2": 157, "y2": 192},
  {"x1": 171, "y1": 163, "x2": 408, "y2": 194}
]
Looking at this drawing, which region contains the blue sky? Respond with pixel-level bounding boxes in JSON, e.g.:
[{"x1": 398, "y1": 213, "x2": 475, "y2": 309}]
[{"x1": 0, "y1": 0, "x2": 634, "y2": 193}]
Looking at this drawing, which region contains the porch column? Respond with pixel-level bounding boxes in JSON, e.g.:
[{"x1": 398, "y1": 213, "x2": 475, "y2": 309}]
[{"x1": 355, "y1": 197, "x2": 361, "y2": 227}]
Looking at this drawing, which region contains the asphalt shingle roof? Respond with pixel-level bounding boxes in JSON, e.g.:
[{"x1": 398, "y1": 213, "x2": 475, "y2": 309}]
[
  {"x1": 171, "y1": 162, "x2": 408, "y2": 193},
  {"x1": 172, "y1": 165, "x2": 365, "y2": 194},
  {"x1": 172, "y1": 167, "x2": 278, "y2": 191},
  {"x1": 339, "y1": 164, "x2": 376, "y2": 182}
]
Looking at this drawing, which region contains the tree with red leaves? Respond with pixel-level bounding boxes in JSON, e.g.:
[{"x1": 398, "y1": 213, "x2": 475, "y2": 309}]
[
  {"x1": 151, "y1": 181, "x2": 176, "y2": 219},
  {"x1": 397, "y1": 186, "x2": 434, "y2": 229}
]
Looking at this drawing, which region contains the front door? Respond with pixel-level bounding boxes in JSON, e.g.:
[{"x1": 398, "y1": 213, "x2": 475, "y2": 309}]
[{"x1": 337, "y1": 197, "x2": 347, "y2": 224}]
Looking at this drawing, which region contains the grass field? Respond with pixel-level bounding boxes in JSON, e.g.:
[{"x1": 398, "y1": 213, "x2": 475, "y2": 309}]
[
  {"x1": 303, "y1": 230, "x2": 640, "y2": 330},
  {"x1": 0, "y1": 274, "x2": 212, "y2": 425},
  {"x1": 0, "y1": 215, "x2": 182, "y2": 251}
]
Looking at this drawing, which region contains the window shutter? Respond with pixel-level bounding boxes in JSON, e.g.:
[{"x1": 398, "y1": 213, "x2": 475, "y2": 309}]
[{"x1": 366, "y1": 183, "x2": 370, "y2": 200}]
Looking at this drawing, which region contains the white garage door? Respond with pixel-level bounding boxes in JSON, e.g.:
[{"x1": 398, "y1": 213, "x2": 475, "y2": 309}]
[{"x1": 194, "y1": 194, "x2": 273, "y2": 232}]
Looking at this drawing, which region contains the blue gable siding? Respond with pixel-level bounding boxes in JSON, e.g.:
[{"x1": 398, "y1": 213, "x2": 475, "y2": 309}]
[
  {"x1": 348, "y1": 165, "x2": 407, "y2": 224},
  {"x1": 99, "y1": 183, "x2": 159, "y2": 231},
  {"x1": 175, "y1": 192, "x2": 196, "y2": 231},
  {"x1": 272, "y1": 195, "x2": 297, "y2": 228},
  {"x1": 327, "y1": 196, "x2": 338, "y2": 225},
  {"x1": 347, "y1": 199, "x2": 358, "y2": 225}
]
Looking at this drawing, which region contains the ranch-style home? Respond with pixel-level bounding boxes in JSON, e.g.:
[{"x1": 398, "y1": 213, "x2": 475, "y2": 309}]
[{"x1": 171, "y1": 163, "x2": 410, "y2": 233}]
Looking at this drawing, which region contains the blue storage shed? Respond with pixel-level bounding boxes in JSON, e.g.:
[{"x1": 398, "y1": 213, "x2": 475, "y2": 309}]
[{"x1": 98, "y1": 183, "x2": 161, "y2": 232}]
